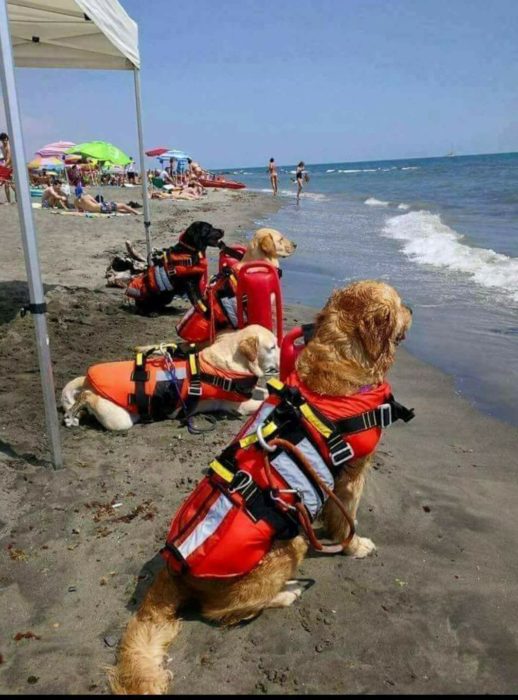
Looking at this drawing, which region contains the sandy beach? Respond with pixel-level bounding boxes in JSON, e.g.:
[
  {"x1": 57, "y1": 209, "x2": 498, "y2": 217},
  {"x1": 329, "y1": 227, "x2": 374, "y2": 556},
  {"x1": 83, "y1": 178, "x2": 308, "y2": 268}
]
[{"x1": 1, "y1": 188, "x2": 517, "y2": 694}]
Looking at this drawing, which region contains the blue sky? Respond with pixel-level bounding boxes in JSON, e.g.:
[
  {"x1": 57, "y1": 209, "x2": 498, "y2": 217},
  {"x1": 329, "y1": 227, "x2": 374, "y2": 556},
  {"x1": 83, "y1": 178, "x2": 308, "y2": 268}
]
[{"x1": 2, "y1": 0, "x2": 518, "y2": 168}]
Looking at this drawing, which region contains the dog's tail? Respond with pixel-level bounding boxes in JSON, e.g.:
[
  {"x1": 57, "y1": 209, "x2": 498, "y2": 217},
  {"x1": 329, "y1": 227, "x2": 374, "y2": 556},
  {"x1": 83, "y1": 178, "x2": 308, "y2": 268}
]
[
  {"x1": 61, "y1": 376, "x2": 86, "y2": 413},
  {"x1": 107, "y1": 568, "x2": 188, "y2": 695}
]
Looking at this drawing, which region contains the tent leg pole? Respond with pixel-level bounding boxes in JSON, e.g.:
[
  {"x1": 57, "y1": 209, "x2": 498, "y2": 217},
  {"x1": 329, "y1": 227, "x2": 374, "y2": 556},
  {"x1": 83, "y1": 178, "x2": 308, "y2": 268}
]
[
  {"x1": 133, "y1": 67, "x2": 152, "y2": 260},
  {"x1": 0, "y1": 0, "x2": 63, "y2": 469}
]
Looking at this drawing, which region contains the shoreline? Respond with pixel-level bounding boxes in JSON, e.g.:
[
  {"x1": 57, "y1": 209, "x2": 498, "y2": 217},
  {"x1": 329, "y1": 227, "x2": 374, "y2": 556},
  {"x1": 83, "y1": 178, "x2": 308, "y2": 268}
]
[{"x1": 1, "y1": 188, "x2": 517, "y2": 693}]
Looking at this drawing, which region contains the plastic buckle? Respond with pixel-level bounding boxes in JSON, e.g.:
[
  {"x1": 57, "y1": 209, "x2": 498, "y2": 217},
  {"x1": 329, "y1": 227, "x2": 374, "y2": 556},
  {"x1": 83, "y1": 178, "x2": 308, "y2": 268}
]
[
  {"x1": 221, "y1": 377, "x2": 233, "y2": 392},
  {"x1": 329, "y1": 440, "x2": 354, "y2": 467},
  {"x1": 188, "y1": 381, "x2": 202, "y2": 397},
  {"x1": 379, "y1": 403, "x2": 392, "y2": 428},
  {"x1": 228, "y1": 470, "x2": 257, "y2": 501}
]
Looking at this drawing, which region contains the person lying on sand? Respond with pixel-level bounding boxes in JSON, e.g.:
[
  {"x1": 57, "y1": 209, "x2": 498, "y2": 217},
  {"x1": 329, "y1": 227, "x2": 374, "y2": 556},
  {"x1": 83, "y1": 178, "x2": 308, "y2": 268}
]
[
  {"x1": 41, "y1": 179, "x2": 70, "y2": 210},
  {"x1": 149, "y1": 183, "x2": 202, "y2": 201},
  {"x1": 74, "y1": 189, "x2": 139, "y2": 215}
]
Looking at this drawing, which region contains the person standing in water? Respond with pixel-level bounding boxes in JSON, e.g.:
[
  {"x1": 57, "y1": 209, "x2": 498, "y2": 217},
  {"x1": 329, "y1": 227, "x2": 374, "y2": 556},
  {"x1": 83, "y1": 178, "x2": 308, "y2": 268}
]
[
  {"x1": 295, "y1": 161, "x2": 307, "y2": 202},
  {"x1": 268, "y1": 157, "x2": 278, "y2": 195}
]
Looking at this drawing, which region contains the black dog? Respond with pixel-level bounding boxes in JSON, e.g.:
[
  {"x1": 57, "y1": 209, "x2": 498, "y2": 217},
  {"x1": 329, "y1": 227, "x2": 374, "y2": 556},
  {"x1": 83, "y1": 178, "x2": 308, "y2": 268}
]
[{"x1": 122, "y1": 221, "x2": 224, "y2": 315}]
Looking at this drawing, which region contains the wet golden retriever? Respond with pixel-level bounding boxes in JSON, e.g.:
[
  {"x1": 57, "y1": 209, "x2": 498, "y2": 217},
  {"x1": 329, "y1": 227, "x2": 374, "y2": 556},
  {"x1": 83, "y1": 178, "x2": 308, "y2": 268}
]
[{"x1": 107, "y1": 280, "x2": 412, "y2": 694}]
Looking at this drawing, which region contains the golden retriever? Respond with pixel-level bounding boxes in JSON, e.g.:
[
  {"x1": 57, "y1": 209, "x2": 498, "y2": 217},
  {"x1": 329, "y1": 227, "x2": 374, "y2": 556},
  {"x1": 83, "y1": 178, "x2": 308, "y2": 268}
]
[
  {"x1": 62, "y1": 325, "x2": 279, "y2": 431},
  {"x1": 107, "y1": 280, "x2": 412, "y2": 694},
  {"x1": 240, "y1": 227, "x2": 297, "y2": 267}
]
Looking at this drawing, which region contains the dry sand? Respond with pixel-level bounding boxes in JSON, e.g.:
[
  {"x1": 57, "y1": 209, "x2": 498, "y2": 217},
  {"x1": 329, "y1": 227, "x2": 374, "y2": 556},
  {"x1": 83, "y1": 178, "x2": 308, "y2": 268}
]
[{"x1": 0, "y1": 187, "x2": 517, "y2": 694}]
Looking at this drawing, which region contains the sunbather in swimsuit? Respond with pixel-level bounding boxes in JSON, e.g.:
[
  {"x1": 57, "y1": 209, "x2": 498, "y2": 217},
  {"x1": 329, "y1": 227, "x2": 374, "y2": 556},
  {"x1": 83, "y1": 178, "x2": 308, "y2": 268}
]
[{"x1": 100, "y1": 201, "x2": 118, "y2": 214}]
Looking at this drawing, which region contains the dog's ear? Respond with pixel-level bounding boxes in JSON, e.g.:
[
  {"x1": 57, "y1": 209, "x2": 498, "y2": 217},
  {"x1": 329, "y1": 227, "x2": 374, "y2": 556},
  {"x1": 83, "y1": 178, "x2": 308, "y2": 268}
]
[
  {"x1": 238, "y1": 335, "x2": 259, "y2": 363},
  {"x1": 183, "y1": 221, "x2": 205, "y2": 247},
  {"x1": 357, "y1": 304, "x2": 397, "y2": 362},
  {"x1": 259, "y1": 232, "x2": 276, "y2": 256}
]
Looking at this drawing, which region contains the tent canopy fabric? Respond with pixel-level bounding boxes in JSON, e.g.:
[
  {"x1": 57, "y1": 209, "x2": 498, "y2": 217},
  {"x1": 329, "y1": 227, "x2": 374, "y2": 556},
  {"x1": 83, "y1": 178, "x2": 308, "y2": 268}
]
[{"x1": 7, "y1": 0, "x2": 139, "y2": 70}]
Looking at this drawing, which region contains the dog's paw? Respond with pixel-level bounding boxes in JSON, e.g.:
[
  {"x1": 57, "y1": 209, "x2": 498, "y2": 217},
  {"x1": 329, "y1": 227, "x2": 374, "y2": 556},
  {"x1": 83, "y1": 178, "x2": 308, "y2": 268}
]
[
  {"x1": 345, "y1": 536, "x2": 376, "y2": 559},
  {"x1": 269, "y1": 587, "x2": 303, "y2": 608},
  {"x1": 64, "y1": 415, "x2": 79, "y2": 428}
]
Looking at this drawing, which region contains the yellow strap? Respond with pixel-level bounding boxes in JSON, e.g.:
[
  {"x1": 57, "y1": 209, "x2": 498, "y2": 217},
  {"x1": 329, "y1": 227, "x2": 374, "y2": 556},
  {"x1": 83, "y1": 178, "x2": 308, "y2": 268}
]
[
  {"x1": 209, "y1": 459, "x2": 234, "y2": 483},
  {"x1": 300, "y1": 403, "x2": 332, "y2": 438},
  {"x1": 239, "y1": 420, "x2": 278, "y2": 448},
  {"x1": 267, "y1": 377, "x2": 285, "y2": 392},
  {"x1": 135, "y1": 352, "x2": 144, "y2": 367},
  {"x1": 196, "y1": 299, "x2": 207, "y2": 312},
  {"x1": 189, "y1": 353, "x2": 199, "y2": 375}
]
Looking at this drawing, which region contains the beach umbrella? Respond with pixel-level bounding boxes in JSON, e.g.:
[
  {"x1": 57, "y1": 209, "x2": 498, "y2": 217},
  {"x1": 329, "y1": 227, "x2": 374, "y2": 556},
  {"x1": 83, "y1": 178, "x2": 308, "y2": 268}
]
[
  {"x1": 158, "y1": 149, "x2": 189, "y2": 161},
  {"x1": 66, "y1": 140, "x2": 131, "y2": 166},
  {"x1": 145, "y1": 146, "x2": 169, "y2": 157},
  {"x1": 28, "y1": 155, "x2": 65, "y2": 170},
  {"x1": 36, "y1": 140, "x2": 75, "y2": 157}
]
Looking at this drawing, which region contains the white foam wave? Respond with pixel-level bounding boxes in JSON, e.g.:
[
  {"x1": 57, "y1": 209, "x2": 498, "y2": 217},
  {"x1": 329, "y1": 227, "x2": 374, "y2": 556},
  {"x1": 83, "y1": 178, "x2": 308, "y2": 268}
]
[
  {"x1": 383, "y1": 210, "x2": 518, "y2": 300},
  {"x1": 253, "y1": 188, "x2": 328, "y2": 201},
  {"x1": 326, "y1": 169, "x2": 335, "y2": 173},
  {"x1": 401, "y1": 166, "x2": 419, "y2": 170},
  {"x1": 365, "y1": 197, "x2": 389, "y2": 207},
  {"x1": 397, "y1": 203, "x2": 410, "y2": 210}
]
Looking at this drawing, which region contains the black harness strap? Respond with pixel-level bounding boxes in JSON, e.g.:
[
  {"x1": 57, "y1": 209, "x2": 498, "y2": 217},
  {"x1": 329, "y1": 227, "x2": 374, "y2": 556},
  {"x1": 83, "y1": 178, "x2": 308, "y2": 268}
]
[
  {"x1": 198, "y1": 372, "x2": 257, "y2": 398},
  {"x1": 218, "y1": 242, "x2": 245, "y2": 262},
  {"x1": 130, "y1": 351, "x2": 152, "y2": 420}
]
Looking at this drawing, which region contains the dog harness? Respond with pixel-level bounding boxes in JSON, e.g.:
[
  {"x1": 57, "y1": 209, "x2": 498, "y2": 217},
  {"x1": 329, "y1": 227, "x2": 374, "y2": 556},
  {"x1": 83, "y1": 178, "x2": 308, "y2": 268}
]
[
  {"x1": 125, "y1": 235, "x2": 208, "y2": 304},
  {"x1": 176, "y1": 267, "x2": 240, "y2": 343},
  {"x1": 86, "y1": 346, "x2": 258, "y2": 422},
  {"x1": 161, "y1": 373, "x2": 414, "y2": 578},
  {"x1": 176, "y1": 265, "x2": 283, "y2": 344}
]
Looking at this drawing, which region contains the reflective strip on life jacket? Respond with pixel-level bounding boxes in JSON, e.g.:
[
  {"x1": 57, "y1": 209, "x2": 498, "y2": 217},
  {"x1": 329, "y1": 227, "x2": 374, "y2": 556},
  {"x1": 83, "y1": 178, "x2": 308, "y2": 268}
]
[
  {"x1": 154, "y1": 265, "x2": 174, "y2": 292},
  {"x1": 176, "y1": 492, "x2": 233, "y2": 561},
  {"x1": 220, "y1": 296, "x2": 238, "y2": 327},
  {"x1": 271, "y1": 437, "x2": 335, "y2": 519}
]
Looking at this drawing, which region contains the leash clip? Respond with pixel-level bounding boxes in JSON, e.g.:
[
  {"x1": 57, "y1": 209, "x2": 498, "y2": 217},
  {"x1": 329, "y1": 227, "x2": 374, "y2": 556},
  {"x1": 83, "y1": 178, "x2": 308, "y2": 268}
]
[{"x1": 256, "y1": 424, "x2": 276, "y2": 453}]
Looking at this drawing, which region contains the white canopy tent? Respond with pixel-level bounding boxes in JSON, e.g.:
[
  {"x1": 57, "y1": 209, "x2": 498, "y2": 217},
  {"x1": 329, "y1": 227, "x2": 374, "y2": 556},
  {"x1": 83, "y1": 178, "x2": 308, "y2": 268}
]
[{"x1": 0, "y1": 0, "x2": 153, "y2": 468}]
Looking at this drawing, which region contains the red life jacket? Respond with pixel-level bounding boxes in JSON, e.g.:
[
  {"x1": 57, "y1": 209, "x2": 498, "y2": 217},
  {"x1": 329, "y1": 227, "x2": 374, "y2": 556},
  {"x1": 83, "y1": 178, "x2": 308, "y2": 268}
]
[
  {"x1": 125, "y1": 247, "x2": 208, "y2": 303},
  {"x1": 86, "y1": 349, "x2": 258, "y2": 422},
  {"x1": 161, "y1": 374, "x2": 414, "y2": 579},
  {"x1": 176, "y1": 268, "x2": 239, "y2": 343}
]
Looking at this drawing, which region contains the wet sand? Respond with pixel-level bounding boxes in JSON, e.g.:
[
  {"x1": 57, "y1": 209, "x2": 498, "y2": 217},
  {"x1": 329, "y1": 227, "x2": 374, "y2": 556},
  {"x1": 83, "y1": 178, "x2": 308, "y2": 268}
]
[{"x1": 0, "y1": 188, "x2": 517, "y2": 694}]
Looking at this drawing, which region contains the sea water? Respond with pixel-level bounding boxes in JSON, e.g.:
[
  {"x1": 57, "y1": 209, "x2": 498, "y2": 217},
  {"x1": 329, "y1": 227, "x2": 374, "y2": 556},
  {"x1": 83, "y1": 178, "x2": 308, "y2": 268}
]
[{"x1": 232, "y1": 153, "x2": 518, "y2": 426}]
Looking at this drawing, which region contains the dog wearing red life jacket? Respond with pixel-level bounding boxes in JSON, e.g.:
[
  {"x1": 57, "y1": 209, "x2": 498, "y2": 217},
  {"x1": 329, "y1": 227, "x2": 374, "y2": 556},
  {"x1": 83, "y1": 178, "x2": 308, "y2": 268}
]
[
  {"x1": 176, "y1": 227, "x2": 296, "y2": 343},
  {"x1": 108, "y1": 281, "x2": 413, "y2": 695},
  {"x1": 61, "y1": 325, "x2": 279, "y2": 431},
  {"x1": 114, "y1": 221, "x2": 225, "y2": 314}
]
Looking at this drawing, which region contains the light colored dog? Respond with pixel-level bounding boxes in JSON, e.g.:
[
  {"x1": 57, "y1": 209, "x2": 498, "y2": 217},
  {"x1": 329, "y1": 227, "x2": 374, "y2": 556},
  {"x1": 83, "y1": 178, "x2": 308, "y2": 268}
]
[
  {"x1": 240, "y1": 227, "x2": 297, "y2": 267},
  {"x1": 62, "y1": 325, "x2": 279, "y2": 431},
  {"x1": 107, "y1": 281, "x2": 412, "y2": 694}
]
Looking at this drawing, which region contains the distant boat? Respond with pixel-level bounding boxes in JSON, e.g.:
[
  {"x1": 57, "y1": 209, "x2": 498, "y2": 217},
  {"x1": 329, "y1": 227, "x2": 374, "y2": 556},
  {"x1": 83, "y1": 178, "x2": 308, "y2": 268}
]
[{"x1": 446, "y1": 150, "x2": 456, "y2": 158}]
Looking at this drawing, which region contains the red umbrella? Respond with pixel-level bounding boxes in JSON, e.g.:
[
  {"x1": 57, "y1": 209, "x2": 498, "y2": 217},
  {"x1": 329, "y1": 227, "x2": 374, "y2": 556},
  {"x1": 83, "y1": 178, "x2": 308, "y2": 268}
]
[{"x1": 145, "y1": 147, "x2": 169, "y2": 157}]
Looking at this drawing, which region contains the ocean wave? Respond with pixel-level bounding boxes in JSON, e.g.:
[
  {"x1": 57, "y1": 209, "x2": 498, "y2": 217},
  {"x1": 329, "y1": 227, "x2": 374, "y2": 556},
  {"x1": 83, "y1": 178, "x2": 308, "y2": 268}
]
[
  {"x1": 338, "y1": 168, "x2": 379, "y2": 174},
  {"x1": 383, "y1": 210, "x2": 518, "y2": 300},
  {"x1": 401, "y1": 166, "x2": 419, "y2": 171},
  {"x1": 397, "y1": 203, "x2": 410, "y2": 210},
  {"x1": 365, "y1": 197, "x2": 389, "y2": 207},
  {"x1": 253, "y1": 187, "x2": 328, "y2": 201},
  {"x1": 326, "y1": 169, "x2": 335, "y2": 173}
]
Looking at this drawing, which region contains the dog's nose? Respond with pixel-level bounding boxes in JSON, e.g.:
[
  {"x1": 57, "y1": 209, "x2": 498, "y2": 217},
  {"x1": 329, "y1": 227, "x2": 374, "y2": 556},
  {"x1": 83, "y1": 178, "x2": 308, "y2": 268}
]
[{"x1": 292, "y1": 242, "x2": 297, "y2": 249}]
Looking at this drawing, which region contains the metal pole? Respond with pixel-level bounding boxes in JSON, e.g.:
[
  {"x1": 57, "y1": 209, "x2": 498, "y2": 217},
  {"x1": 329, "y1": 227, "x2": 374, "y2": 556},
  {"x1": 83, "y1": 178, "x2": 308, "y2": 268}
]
[
  {"x1": 133, "y1": 67, "x2": 152, "y2": 259},
  {"x1": 0, "y1": 0, "x2": 63, "y2": 469}
]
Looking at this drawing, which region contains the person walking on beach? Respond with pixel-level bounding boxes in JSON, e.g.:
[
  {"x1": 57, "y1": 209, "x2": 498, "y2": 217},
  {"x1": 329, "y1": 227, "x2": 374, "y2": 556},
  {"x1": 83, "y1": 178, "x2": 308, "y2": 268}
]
[
  {"x1": 268, "y1": 157, "x2": 278, "y2": 196},
  {"x1": 294, "y1": 161, "x2": 308, "y2": 202},
  {"x1": 0, "y1": 132, "x2": 15, "y2": 204}
]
